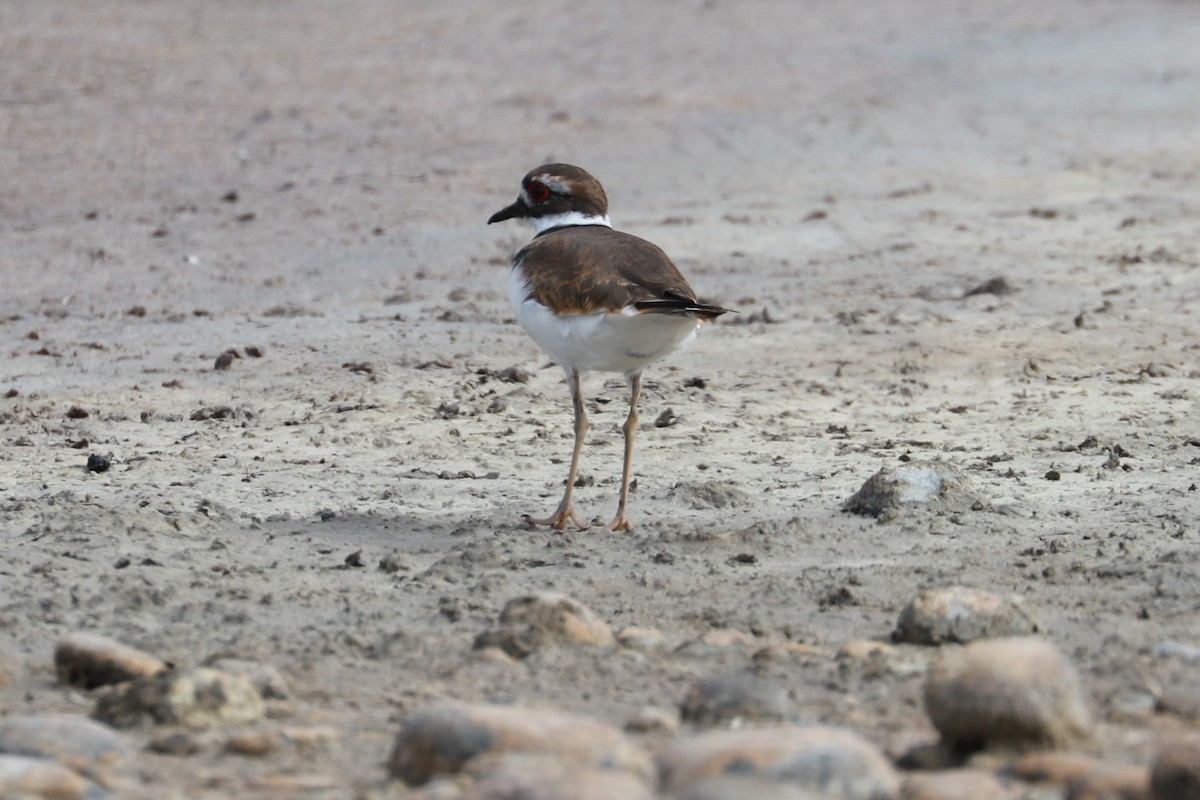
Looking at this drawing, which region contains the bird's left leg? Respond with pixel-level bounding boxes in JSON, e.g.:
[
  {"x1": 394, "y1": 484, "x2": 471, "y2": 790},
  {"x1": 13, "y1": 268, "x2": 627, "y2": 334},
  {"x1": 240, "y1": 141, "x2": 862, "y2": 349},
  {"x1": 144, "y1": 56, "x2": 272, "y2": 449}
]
[{"x1": 603, "y1": 372, "x2": 642, "y2": 531}]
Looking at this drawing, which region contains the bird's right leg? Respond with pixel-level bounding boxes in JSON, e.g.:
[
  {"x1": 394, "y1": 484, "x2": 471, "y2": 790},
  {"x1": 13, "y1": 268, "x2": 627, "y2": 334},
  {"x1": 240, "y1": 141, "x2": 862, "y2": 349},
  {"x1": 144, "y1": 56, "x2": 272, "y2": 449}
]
[{"x1": 524, "y1": 368, "x2": 589, "y2": 530}]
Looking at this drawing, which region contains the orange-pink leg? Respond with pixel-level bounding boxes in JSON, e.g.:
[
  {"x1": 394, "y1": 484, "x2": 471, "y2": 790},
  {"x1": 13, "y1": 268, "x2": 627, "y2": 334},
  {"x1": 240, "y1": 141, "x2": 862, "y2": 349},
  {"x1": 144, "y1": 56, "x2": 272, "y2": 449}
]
[
  {"x1": 524, "y1": 368, "x2": 589, "y2": 531},
  {"x1": 601, "y1": 372, "x2": 642, "y2": 531}
]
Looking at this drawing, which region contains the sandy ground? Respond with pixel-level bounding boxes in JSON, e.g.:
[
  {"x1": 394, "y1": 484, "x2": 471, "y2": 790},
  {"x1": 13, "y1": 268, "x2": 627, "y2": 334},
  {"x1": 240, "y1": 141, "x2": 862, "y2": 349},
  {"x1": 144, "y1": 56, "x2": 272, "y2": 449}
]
[{"x1": 2, "y1": 0, "x2": 1199, "y2": 797}]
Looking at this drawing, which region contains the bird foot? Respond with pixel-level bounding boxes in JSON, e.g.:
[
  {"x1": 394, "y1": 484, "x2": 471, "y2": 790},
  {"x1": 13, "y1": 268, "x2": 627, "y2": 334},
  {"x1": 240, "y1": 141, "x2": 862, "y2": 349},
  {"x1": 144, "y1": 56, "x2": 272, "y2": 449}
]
[
  {"x1": 522, "y1": 506, "x2": 589, "y2": 531},
  {"x1": 597, "y1": 514, "x2": 633, "y2": 532}
]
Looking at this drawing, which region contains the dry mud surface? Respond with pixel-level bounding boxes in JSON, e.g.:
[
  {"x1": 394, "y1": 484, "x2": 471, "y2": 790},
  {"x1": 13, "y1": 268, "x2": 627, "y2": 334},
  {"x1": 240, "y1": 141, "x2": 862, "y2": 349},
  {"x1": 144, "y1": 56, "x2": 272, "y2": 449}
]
[{"x1": 1, "y1": 1, "x2": 1199, "y2": 797}]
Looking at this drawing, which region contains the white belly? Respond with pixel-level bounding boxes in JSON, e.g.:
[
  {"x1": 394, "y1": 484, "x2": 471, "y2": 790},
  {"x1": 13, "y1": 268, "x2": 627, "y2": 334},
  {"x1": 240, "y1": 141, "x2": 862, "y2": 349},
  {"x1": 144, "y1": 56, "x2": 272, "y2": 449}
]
[{"x1": 509, "y1": 270, "x2": 699, "y2": 376}]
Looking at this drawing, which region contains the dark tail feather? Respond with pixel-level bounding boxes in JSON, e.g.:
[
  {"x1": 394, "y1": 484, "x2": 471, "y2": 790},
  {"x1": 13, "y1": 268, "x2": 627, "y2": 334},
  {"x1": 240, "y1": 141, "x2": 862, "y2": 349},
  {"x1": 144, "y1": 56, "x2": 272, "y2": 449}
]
[{"x1": 634, "y1": 291, "x2": 734, "y2": 321}]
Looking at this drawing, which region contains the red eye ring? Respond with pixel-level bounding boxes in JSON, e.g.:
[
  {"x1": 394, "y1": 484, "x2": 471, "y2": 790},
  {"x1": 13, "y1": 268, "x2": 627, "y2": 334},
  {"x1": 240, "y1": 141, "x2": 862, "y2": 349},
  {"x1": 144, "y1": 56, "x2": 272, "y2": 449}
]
[{"x1": 527, "y1": 181, "x2": 551, "y2": 203}]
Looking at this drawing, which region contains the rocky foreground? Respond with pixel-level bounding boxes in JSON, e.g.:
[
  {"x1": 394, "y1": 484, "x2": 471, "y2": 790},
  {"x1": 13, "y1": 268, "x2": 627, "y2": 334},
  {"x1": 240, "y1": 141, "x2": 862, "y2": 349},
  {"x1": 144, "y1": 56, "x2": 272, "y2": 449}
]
[{"x1": 3, "y1": 566, "x2": 1200, "y2": 799}]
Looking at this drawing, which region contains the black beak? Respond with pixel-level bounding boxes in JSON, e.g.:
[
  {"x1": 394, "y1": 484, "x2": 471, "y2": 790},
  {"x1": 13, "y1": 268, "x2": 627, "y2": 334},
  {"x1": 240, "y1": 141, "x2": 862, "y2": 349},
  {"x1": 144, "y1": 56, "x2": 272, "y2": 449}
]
[{"x1": 487, "y1": 199, "x2": 526, "y2": 225}]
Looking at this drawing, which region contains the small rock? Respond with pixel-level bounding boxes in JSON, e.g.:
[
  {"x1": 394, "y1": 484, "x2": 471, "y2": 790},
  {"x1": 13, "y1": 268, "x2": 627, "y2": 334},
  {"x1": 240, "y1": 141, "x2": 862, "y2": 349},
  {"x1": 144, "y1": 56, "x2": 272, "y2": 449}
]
[
  {"x1": 387, "y1": 702, "x2": 651, "y2": 786},
  {"x1": 963, "y1": 276, "x2": 1015, "y2": 297},
  {"x1": 92, "y1": 667, "x2": 265, "y2": 728},
  {"x1": 85, "y1": 453, "x2": 110, "y2": 473},
  {"x1": 379, "y1": 551, "x2": 414, "y2": 574},
  {"x1": 1066, "y1": 765, "x2": 1150, "y2": 800},
  {"x1": 680, "y1": 672, "x2": 791, "y2": 727},
  {"x1": 279, "y1": 726, "x2": 340, "y2": 750},
  {"x1": 1153, "y1": 641, "x2": 1200, "y2": 663},
  {"x1": 147, "y1": 731, "x2": 206, "y2": 755},
  {"x1": 657, "y1": 725, "x2": 900, "y2": 799},
  {"x1": 0, "y1": 755, "x2": 91, "y2": 800},
  {"x1": 623, "y1": 707, "x2": 678, "y2": 735},
  {"x1": 247, "y1": 774, "x2": 338, "y2": 792},
  {"x1": 616, "y1": 626, "x2": 667, "y2": 651},
  {"x1": 0, "y1": 713, "x2": 128, "y2": 767},
  {"x1": 674, "y1": 628, "x2": 754, "y2": 658},
  {"x1": 837, "y1": 640, "x2": 894, "y2": 661},
  {"x1": 1155, "y1": 687, "x2": 1200, "y2": 721},
  {"x1": 472, "y1": 592, "x2": 614, "y2": 659},
  {"x1": 471, "y1": 646, "x2": 518, "y2": 665},
  {"x1": 894, "y1": 586, "x2": 1040, "y2": 645},
  {"x1": 924, "y1": 637, "x2": 1091, "y2": 754},
  {"x1": 902, "y1": 768, "x2": 1015, "y2": 800},
  {"x1": 206, "y1": 658, "x2": 290, "y2": 699},
  {"x1": 669, "y1": 481, "x2": 752, "y2": 509},
  {"x1": 214, "y1": 350, "x2": 237, "y2": 370},
  {"x1": 467, "y1": 753, "x2": 655, "y2": 800},
  {"x1": 54, "y1": 632, "x2": 167, "y2": 689},
  {"x1": 1005, "y1": 752, "x2": 1111, "y2": 786},
  {"x1": 753, "y1": 642, "x2": 826, "y2": 667},
  {"x1": 1149, "y1": 736, "x2": 1200, "y2": 800},
  {"x1": 225, "y1": 730, "x2": 281, "y2": 757},
  {"x1": 674, "y1": 776, "x2": 830, "y2": 800},
  {"x1": 843, "y1": 464, "x2": 971, "y2": 519}
]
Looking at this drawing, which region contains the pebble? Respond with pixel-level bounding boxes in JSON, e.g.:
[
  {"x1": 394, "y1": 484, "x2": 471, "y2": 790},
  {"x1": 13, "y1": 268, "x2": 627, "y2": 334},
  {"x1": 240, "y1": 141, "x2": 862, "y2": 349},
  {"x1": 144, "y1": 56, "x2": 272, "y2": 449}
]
[
  {"x1": 657, "y1": 725, "x2": 900, "y2": 799},
  {"x1": 54, "y1": 631, "x2": 167, "y2": 689},
  {"x1": 472, "y1": 592, "x2": 614, "y2": 659},
  {"x1": 0, "y1": 713, "x2": 128, "y2": 768},
  {"x1": 0, "y1": 755, "x2": 91, "y2": 800},
  {"x1": 92, "y1": 667, "x2": 265, "y2": 728},
  {"x1": 1149, "y1": 736, "x2": 1200, "y2": 800},
  {"x1": 679, "y1": 672, "x2": 792, "y2": 727},
  {"x1": 924, "y1": 637, "x2": 1091, "y2": 753},
  {"x1": 901, "y1": 768, "x2": 1016, "y2": 800},
  {"x1": 387, "y1": 701, "x2": 651, "y2": 786},
  {"x1": 894, "y1": 586, "x2": 1040, "y2": 645}
]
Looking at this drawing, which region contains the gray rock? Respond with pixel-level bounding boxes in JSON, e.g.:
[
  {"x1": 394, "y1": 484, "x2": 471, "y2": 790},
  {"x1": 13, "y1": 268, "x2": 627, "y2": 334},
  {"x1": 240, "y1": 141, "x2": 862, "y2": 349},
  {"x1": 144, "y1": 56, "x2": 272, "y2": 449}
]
[
  {"x1": 901, "y1": 768, "x2": 1015, "y2": 800},
  {"x1": 673, "y1": 776, "x2": 830, "y2": 800},
  {"x1": 924, "y1": 637, "x2": 1091, "y2": 753},
  {"x1": 1154, "y1": 641, "x2": 1200, "y2": 663},
  {"x1": 680, "y1": 672, "x2": 791, "y2": 727},
  {"x1": 0, "y1": 754, "x2": 92, "y2": 800},
  {"x1": 894, "y1": 586, "x2": 1040, "y2": 645},
  {"x1": 92, "y1": 667, "x2": 265, "y2": 729},
  {"x1": 468, "y1": 753, "x2": 654, "y2": 800},
  {"x1": 387, "y1": 702, "x2": 651, "y2": 786},
  {"x1": 658, "y1": 725, "x2": 900, "y2": 799},
  {"x1": 54, "y1": 632, "x2": 167, "y2": 689},
  {"x1": 1149, "y1": 736, "x2": 1200, "y2": 800},
  {"x1": 205, "y1": 658, "x2": 290, "y2": 700},
  {"x1": 669, "y1": 481, "x2": 753, "y2": 509},
  {"x1": 1156, "y1": 686, "x2": 1200, "y2": 721},
  {"x1": 473, "y1": 592, "x2": 614, "y2": 659},
  {"x1": 843, "y1": 464, "x2": 971, "y2": 519},
  {"x1": 0, "y1": 714, "x2": 128, "y2": 767}
]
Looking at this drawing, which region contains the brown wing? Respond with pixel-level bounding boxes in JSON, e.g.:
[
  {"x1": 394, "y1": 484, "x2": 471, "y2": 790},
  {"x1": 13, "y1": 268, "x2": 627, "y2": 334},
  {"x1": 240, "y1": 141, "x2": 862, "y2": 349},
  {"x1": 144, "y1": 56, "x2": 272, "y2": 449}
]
[{"x1": 515, "y1": 226, "x2": 726, "y2": 317}]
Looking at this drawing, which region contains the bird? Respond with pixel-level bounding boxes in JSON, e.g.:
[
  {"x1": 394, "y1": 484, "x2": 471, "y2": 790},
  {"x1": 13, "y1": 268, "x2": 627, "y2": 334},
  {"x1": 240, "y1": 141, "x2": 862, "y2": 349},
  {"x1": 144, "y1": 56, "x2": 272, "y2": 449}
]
[{"x1": 488, "y1": 163, "x2": 731, "y2": 531}]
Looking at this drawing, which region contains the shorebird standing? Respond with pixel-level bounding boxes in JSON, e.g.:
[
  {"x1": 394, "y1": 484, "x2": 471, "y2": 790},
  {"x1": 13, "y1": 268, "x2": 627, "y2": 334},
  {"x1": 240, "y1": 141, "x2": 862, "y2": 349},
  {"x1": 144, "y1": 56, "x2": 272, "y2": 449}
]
[{"x1": 488, "y1": 163, "x2": 730, "y2": 531}]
